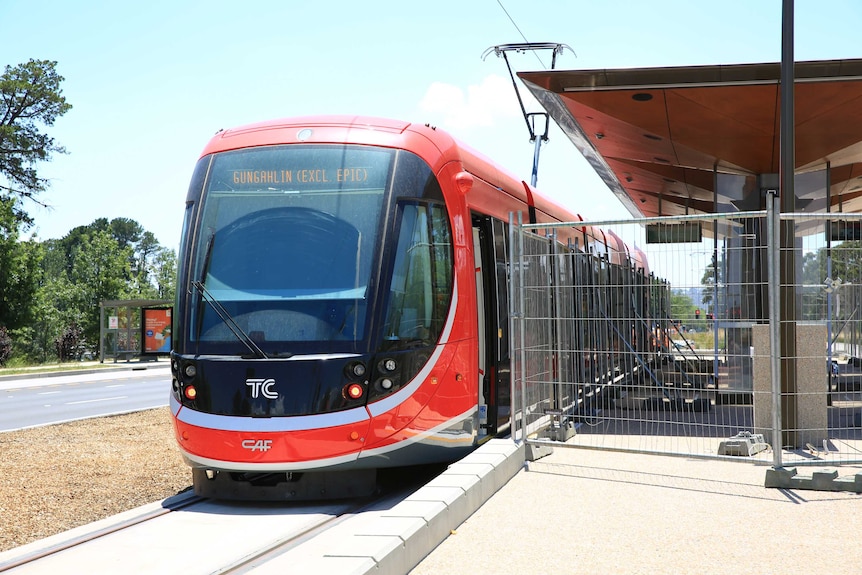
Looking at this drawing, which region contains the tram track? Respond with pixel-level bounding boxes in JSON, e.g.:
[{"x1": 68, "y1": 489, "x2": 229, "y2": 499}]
[
  {"x1": 0, "y1": 491, "x2": 203, "y2": 573},
  {"x1": 212, "y1": 488, "x2": 410, "y2": 575},
  {"x1": 1, "y1": 469, "x2": 439, "y2": 575}
]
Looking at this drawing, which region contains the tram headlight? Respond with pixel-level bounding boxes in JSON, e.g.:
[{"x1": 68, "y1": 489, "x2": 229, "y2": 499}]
[
  {"x1": 373, "y1": 376, "x2": 399, "y2": 395},
  {"x1": 379, "y1": 358, "x2": 397, "y2": 373},
  {"x1": 348, "y1": 362, "x2": 366, "y2": 377},
  {"x1": 184, "y1": 364, "x2": 197, "y2": 378}
]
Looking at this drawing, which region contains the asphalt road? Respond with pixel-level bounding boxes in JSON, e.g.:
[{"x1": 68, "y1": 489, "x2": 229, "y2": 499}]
[{"x1": 0, "y1": 366, "x2": 171, "y2": 432}]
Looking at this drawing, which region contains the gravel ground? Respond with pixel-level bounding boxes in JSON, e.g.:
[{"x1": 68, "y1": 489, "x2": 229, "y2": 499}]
[{"x1": 0, "y1": 408, "x2": 192, "y2": 552}]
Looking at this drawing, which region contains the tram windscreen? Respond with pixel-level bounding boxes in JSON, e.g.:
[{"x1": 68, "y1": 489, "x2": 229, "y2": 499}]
[{"x1": 190, "y1": 145, "x2": 391, "y2": 351}]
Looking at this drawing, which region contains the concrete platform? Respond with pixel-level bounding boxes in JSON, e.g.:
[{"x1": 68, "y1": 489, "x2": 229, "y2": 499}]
[
  {"x1": 409, "y1": 447, "x2": 862, "y2": 574},
  {"x1": 243, "y1": 438, "x2": 524, "y2": 575}
]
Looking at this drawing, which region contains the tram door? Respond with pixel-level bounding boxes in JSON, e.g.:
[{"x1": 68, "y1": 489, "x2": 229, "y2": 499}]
[
  {"x1": 472, "y1": 215, "x2": 511, "y2": 437},
  {"x1": 473, "y1": 226, "x2": 488, "y2": 437}
]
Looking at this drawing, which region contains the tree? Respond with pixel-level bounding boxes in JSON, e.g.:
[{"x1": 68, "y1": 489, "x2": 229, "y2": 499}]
[
  {"x1": 109, "y1": 217, "x2": 143, "y2": 251},
  {"x1": 700, "y1": 252, "x2": 723, "y2": 313},
  {"x1": 800, "y1": 250, "x2": 825, "y2": 321},
  {"x1": 38, "y1": 218, "x2": 175, "y2": 354},
  {"x1": 67, "y1": 229, "x2": 132, "y2": 346},
  {"x1": 670, "y1": 291, "x2": 697, "y2": 325},
  {"x1": 0, "y1": 325, "x2": 11, "y2": 366},
  {"x1": 825, "y1": 240, "x2": 862, "y2": 284},
  {"x1": 0, "y1": 196, "x2": 43, "y2": 330},
  {"x1": 13, "y1": 277, "x2": 76, "y2": 363},
  {"x1": 61, "y1": 218, "x2": 166, "y2": 294},
  {"x1": 0, "y1": 59, "x2": 72, "y2": 222},
  {"x1": 151, "y1": 247, "x2": 177, "y2": 300},
  {"x1": 129, "y1": 230, "x2": 161, "y2": 297},
  {"x1": 54, "y1": 322, "x2": 84, "y2": 362}
]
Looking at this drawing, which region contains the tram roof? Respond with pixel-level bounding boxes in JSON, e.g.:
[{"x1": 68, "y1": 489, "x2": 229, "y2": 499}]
[{"x1": 518, "y1": 58, "x2": 862, "y2": 219}]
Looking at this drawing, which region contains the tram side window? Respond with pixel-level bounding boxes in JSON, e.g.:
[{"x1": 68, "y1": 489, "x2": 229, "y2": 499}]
[{"x1": 382, "y1": 203, "x2": 452, "y2": 348}]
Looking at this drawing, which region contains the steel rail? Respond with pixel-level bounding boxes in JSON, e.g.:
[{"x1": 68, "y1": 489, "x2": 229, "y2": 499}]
[{"x1": 0, "y1": 491, "x2": 202, "y2": 572}]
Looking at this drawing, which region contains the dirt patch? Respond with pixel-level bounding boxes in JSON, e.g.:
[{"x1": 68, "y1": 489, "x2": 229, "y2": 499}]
[{"x1": 0, "y1": 408, "x2": 192, "y2": 552}]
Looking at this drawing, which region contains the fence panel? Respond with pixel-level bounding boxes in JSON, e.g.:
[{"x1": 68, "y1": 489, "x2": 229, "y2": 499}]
[
  {"x1": 509, "y1": 210, "x2": 862, "y2": 465},
  {"x1": 509, "y1": 214, "x2": 556, "y2": 442}
]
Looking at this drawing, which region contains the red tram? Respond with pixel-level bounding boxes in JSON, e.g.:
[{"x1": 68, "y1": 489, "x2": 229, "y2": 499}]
[{"x1": 170, "y1": 116, "x2": 654, "y2": 499}]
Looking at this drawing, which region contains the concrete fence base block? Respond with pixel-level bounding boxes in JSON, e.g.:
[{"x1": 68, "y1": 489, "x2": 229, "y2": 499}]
[
  {"x1": 765, "y1": 467, "x2": 862, "y2": 493},
  {"x1": 525, "y1": 442, "x2": 553, "y2": 462}
]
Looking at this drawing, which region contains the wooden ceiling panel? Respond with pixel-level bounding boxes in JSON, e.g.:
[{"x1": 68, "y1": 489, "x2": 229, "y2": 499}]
[
  {"x1": 520, "y1": 59, "x2": 862, "y2": 218},
  {"x1": 795, "y1": 82, "x2": 862, "y2": 167},
  {"x1": 561, "y1": 90, "x2": 672, "y2": 140},
  {"x1": 559, "y1": 96, "x2": 677, "y2": 164},
  {"x1": 664, "y1": 86, "x2": 779, "y2": 173}
]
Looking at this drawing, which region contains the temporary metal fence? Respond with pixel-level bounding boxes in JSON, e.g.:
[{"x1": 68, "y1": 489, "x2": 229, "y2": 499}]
[{"x1": 509, "y1": 207, "x2": 862, "y2": 467}]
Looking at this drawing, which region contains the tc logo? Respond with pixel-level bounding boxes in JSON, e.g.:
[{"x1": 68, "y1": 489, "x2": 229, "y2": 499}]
[
  {"x1": 246, "y1": 378, "x2": 278, "y2": 399},
  {"x1": 241, "y1": 439, "x2": 273, "y2": 452}
]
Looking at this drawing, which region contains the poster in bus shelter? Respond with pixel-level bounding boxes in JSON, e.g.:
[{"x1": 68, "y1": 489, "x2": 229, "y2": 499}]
[{"x1": 142, "y1": 307, "x2": 172, "y2": 353}]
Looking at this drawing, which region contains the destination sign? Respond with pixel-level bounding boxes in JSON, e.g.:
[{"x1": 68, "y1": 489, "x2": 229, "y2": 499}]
[
  {"x1": 231, "y1": 167, "x2": 370, "y2": 185},
  {"x1": 829, "y1": 221, "x2": 862, "y2": 241},
  {"x1": 646, "y1": 222, "x2": 702, "y2": 244},
  {"x1": 211, "y1": 145, "x2": 393, "y2": 191}
]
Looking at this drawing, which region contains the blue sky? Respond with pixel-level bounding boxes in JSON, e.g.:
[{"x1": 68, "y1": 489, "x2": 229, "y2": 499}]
[{"x1": 4, "y1": 0, "x2": 862, "y2": 251}]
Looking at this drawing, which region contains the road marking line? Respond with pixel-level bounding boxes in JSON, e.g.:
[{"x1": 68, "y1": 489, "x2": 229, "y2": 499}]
[{"x1": 66, "y1": 396, "x2": 127, "y2": 404}]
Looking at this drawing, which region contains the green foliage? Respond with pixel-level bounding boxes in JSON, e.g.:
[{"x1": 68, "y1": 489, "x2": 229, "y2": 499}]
[
  {"x1": 10, "y1": 326, "x2": 42, "y2": 363},
  {"x1": 151, "y1": 248, "x2": 177, "y2": 300},
  {"x1": 54, "y1": 322, "x2": 84, "y2": 362},
  {"x1": 66, "y1": 228, "x2": 133, "y2": 345},
  {"x1": 29, "y1": 276, "x2": 84, "y2": 361},
  {"x1": 826, "y1": 240, "x2": 862, "y2": 283},
  {"x1": 109, "y1": 217, "x2": 144, "y2": 251},
  {"x1": 0, "y1": 216, "x2": 176, "y2": 365},
  {"x1": 0, "y1": 325, "x2": 11, "y2": 365},
  {"x1": 700, "y1": 252, "x2": 719, "y2": 310},
  {"x1": 796, "y1": 241, "x2": 862, "y2": 322},
  {"x1": 698, "y1": 241, "x2": 860, "y2": 323},
  {"x1": 670, "y1": 291, "x2": 696, "y2": 321},
  {"x1": 670, "y1": 290, "x2": 710, "y2": 331},
  {"x1": 0, "y1": 59, "x2": 72, "y2": 220},
  {"x1": 0, "y1": 197, "x2": 44, "y2": 331}
]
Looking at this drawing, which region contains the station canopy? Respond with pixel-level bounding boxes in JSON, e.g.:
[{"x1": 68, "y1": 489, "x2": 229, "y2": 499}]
[{"x1": 518, "y1": 58, "x2": 862, "y2": 221}]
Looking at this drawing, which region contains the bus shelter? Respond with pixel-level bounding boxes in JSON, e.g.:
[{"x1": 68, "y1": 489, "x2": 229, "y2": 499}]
[{"x1": 99, "y1": 299, "x2": 171, "y2": 363}]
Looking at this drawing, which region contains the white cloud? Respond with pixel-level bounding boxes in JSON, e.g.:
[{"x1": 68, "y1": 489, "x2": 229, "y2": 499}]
[{"x1": 418, "y1": 74, "x2": 540, "y2": 133}]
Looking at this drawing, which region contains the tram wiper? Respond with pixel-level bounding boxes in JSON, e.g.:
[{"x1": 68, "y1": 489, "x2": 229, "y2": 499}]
[
  {"x1": 191, "y1": 230, "x2": 269, "y2": 359},
  {"x1": 191, "y1": 280, "x2": 269, "y2": 360}
]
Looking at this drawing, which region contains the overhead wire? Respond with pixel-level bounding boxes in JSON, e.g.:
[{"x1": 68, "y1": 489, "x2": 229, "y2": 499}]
[{"x1": 495, "y1": 0, "x2": 547, "y2": 69}]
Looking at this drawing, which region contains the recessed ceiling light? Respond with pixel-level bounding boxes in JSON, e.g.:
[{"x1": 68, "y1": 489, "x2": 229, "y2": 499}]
[{"x1": 632, "y1": 93, "x2": 653, "y2": 102}]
